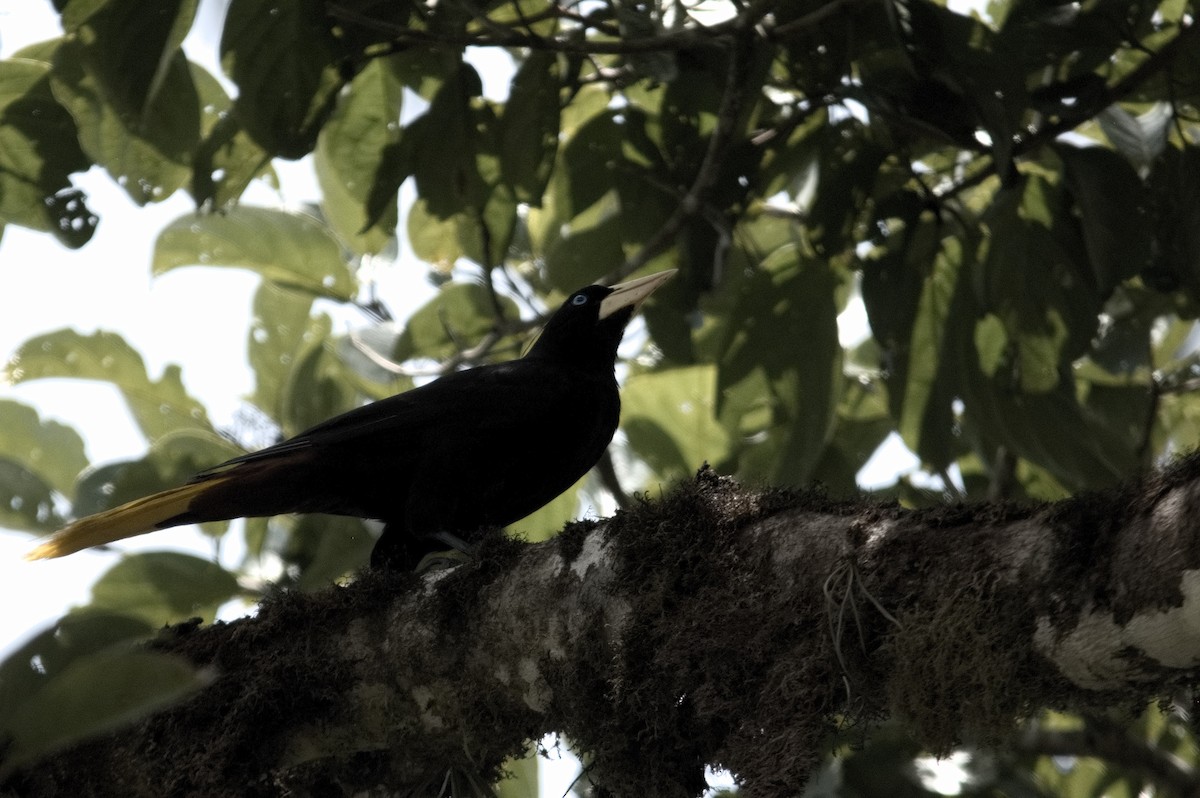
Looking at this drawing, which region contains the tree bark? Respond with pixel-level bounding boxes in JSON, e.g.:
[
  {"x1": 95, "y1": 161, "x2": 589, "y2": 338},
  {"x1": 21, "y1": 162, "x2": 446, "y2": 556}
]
[{"x1": 7, "y1": 459, "x2": 1200, "y2": 798}]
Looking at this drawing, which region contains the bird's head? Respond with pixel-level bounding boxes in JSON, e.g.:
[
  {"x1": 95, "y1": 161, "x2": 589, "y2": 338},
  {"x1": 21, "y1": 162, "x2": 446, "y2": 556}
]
[{"x1": 527, "y1": 269, "x2": 677, "y2": 368}]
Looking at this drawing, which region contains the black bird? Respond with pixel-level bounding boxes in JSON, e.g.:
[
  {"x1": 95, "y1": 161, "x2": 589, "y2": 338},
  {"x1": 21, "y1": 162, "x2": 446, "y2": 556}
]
[{"x1": 27, "y1": 270, "x2": 676, "y2": 569}]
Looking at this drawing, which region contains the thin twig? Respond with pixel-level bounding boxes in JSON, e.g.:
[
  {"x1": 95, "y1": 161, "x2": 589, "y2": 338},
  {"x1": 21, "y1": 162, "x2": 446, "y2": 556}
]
[{"x1": 328, "y1": 1, "x2": 738, "y2": 55}]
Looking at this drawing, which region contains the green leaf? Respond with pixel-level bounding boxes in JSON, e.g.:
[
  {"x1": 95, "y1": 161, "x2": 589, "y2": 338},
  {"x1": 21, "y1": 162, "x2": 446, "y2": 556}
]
[
  {"x1": 980, "y1": 175, "x2": 1100, "y2": 392},
  {"x1": 393, "y1": 282, "x2": 520, "y2": 363},
  {"x1": 315, "y1": 57, "x2": 403, "y2": 255},
  {"x1": 622, "y1": 365, "x2": 731, "y2": 484},
  {"x1": 513, "y1": 477, "x2": 583, "y2": 543},
  {"x1": 4, "y1": 329, "x2": 211, "y2": 442},
  {"x1": 495, "y1": 747, "x2": 540, "y2": 798},
  {"x1": 282, "y1": 515, "x2": 375, "y2": 590},
  {"x1": 60, "y1": 0, "x2": 199, "y2": 122},
  {"x1": 859, "y1": 191, "x2": 930, "y2": 355},
  {"x1": 0, "y1": 399, "x2": 87, "y2": 495},
  {"x1": 902, "y1": 230, "x2": 974, "y2": 468},
  {"x1": 500, "y1": 51, "x2": 560, "y2": 204},
  {"x1": 1097, "y1": 103, "x2": 1171, "y2": 173},
  {"x1": 809, "y1": 120, "x2": 887, "y2": 258},
  {"x1": 408, "y1": 198, "x2": 465, "y2": 267},
  {"x1": 387, "y1": 45, "x2": 458, "y2": 101},
  {"x1": 457, "y1": 184, "x2": 519, "y2": 270},
  {"x1": 1083, "y1": 384, "x2": 1154, "y2": 460},
  {"x1": 974, "y1": 313, "x2": 1007, "y2": 378},
  {"x1": 640, "y1": 274, "x2": 698, "y2": 365},
  {"x1": 962, "y1": 351, "x2": 1137, "y2": 492},
  {"x1": 1057, "y1": 144, "x2": 1151, "y2": 295},
  {"x1": 859, "y1": 193, "x2": 964, "y2": 467},
  {"x1": 0, "y1": 55, "x2": 95, "y2": 246},
  {"x1": 220, "y1": 0, "x2": 342, "y2": 158},
  {"x1": 280, "y1": 315, "x2": 358, "y2": 435},
  {"x1": 89, "y1": 551, "x2": 240, "y2": 625},
  {"x1": 718, "y1": 246, "x2": 843, "y2": 486},
  {"x1": 0, "y1": 458, "x2": 62, "y2": 533},
  {"x1": 334, "y1": 326, "x2": 412, "y2": 397},
  {"x1": 0, "y1": 611, "x2": 154, "y2": 724},
  {"x1": 808, "y1": 377, "x2": 894, "y2": 497},
  {"x1": 538, "y1": 191, "x2": 625, "y2": 291},
  {"x1": 248, "y1": 281, "x2": 316, "y2": 421},
  {"x1": 0, "y1": 648, "x2": 206, "y2": 777},
  {"x1": 70, "y1": 428, "x2": 242, "y2": 519},
  {"x1": 0, "y1": 402, "x2": 82, "y2": 530},
  {"x1": 190, "y1": 61, "x2": 273, "y2": 209},
  {"x1": 557, "y1": 109, "x2": 622, "y2": 218},
  {"x1": 50, "y1": 39, "x2": 199, "y2": 205},
  {"x1": 153, "y1": 207, "x2": 357, "y2": 301},
  {"x1": 1147, "y1": 145, "x2": 1200, "y2": 302},
  {"x1": 410, "y1": 64, "x2": 487, "y2": 218}
]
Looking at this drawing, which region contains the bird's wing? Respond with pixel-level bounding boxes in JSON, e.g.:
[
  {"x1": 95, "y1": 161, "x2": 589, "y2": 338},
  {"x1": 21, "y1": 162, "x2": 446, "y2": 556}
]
[
  {"x1": 192, "y1": 360, "x2": 564, "y2": 478},
  {"x1": 27, "y1": 361, "x2": 598, "y2": 560}
]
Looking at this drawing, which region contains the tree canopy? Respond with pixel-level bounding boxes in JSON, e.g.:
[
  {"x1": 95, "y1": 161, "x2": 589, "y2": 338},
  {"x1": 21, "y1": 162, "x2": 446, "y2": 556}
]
[{"x1": 1, "y1": 0, "x2": 1200, "y2": 794}]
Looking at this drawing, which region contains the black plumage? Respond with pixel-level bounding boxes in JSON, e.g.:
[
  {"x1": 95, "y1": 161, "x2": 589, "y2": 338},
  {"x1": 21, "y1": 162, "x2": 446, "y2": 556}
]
[{"x1": 27, "y1": 270, "x2": 675, "y2": 569}]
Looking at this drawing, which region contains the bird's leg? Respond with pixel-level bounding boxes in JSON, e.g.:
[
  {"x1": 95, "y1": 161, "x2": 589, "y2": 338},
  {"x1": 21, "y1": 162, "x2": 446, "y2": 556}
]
[
  {"x1": 414, "y1": 531, "x2": 476, "y2": 573},
  {"x1": 430, "y1": 530, "x2": 473, "y2": 554},
  {"x1": 371, "y1": 521, "x2": 479, "y2": 571}
]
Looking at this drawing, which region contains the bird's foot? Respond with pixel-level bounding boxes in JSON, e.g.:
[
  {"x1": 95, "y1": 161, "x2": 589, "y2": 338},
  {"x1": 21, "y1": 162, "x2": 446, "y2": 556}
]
[{"x1": 415, "y1": 547, "x2": 473, "y2": 573}]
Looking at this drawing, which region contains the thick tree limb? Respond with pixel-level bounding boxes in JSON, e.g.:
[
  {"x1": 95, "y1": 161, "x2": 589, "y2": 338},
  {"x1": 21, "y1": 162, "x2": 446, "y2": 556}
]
[{"x1": 8, "y1": 458, "x2": 1200, "y2": 797}]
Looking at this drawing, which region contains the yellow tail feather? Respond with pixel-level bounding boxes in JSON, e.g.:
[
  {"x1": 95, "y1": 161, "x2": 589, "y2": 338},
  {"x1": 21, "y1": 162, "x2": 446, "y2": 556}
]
[{"x1": 25, "y1": 478, "x2": 228, "y2": 560}]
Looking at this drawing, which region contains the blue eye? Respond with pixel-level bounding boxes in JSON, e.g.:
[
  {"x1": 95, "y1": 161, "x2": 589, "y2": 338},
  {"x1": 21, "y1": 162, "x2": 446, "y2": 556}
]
[{"x1": 571, "y1": 294, "x2": 588, "y2": 305}]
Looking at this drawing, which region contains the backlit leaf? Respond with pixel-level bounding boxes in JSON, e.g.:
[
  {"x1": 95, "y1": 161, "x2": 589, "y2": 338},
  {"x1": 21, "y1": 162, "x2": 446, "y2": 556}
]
[
  {"x1": 0, "y1": 54, "x2": 94, "y2": 246},
  {"x1": 0, "y1": 399, "x2": 87, "y2": 496},
  {"x1": 514, "y1": 477, "x2": 584, "y2": 543},
  {"x1": 393, "y1": 282, "x2": 520, "y2": 363},
  {"x1": 248, "y1": 281, "x2": 316, "y2": 421},
  {"x1": 315, "y1": 57, "x2": 403, "y2": 255},
  {"x1": 718, "y1": 246, "x2": 843, "y2": 486},
  {"x1": 0, "y1": 611, "x2": 154, "y2": 724},
  {"x1": 500, "y1": 51, "x2": 560, "y2": 204},
  {"x1": 622, "y1": 365, "x2": 731, "y2": 484},
  {"x1": 1057, "y1": 144, "x2": 1151, "y2": 295},
  {"x1": 220, "y1": 0, "x2": 342, "y2": 158},
  {"x1": 191, "y1": 61, "x2": 274, "y2": 209},
  {"x1": 60, "y1": 0, "x2": 199, "y2": 121},
  {"x1": 153, "y1": 207, "x2": 357, "y2": 301},
  {"x1": 0, "y1": 459, "x2": 61, "y2": 533},
  {"x1": 280, "y1": 315, "x2": 358, "y2": 435},
  {"x1": 4, "y1": 329, "x2": 211, "y2": 442},
  {"x1": 50, "y1": 39, "x2": 199, "y2": 205},
  {"x1": 1, "y1": 648, "x2": 206, "y2": 777},
  {"x1": 89, "y1": 551, "x2": 241, "y2": 625},
  {"x1": 70, "y1": 428, "x2": 241, "y2": 518}
]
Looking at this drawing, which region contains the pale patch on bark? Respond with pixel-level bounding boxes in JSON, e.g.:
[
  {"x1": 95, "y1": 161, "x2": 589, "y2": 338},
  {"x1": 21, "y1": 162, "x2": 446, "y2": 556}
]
[
  {"x1": 411, "y1": 685, "x2": 445, "y2": 730},
  {"x1": 861, "y1": 518, "x2": 898, "y2": 554},
  {"x1": 518, "y1": 657, "x2": 552, "y2": 712},
  {"x1": 570, "y1": 531, "x2": 612, "y2": 579},
  {"x1": 1036, "y1": 570, "x2": 1200, "y2": 689}
]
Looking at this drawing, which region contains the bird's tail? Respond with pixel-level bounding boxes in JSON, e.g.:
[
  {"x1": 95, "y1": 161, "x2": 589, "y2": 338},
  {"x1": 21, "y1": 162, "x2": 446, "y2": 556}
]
[{"x1": 25, "y1": 477, "x2": 232, "y2": 560}]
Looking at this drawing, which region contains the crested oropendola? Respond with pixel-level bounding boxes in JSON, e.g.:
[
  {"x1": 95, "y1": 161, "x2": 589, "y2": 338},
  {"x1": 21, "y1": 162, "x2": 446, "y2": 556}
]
[{"x1": 26, "y1": 270, "x2": 676, "y2": 569}]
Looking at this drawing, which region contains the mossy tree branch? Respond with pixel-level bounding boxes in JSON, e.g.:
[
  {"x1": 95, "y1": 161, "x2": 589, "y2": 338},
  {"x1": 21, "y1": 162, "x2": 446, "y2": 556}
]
[{"x1": 9, "y1": 458, "x2": 1200, "y2": 797}]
